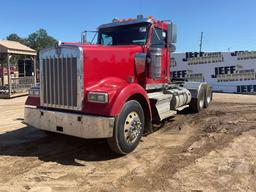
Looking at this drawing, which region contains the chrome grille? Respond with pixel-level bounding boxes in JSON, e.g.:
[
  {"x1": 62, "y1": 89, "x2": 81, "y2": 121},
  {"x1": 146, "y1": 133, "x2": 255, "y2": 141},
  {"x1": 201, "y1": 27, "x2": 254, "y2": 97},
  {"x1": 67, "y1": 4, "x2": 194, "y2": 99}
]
[{"x1": 40, "y1": 45, "x2": 83, "y2": 110}]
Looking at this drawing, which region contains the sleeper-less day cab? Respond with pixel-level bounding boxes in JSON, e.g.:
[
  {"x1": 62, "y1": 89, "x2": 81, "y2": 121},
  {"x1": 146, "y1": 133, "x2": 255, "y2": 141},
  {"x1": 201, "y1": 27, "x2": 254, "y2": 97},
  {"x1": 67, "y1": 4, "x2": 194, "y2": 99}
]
[{"x1": 24, "y1": 16, "x2": 212, "y2": 154}]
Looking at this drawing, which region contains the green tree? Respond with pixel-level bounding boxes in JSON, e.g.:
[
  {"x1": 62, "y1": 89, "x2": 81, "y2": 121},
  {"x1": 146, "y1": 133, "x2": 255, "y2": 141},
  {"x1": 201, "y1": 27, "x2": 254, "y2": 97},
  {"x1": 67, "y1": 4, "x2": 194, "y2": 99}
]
[
  {"x1": 6, "y1": 29, "x2": 57, "y2": 53},
  {"x1": 6, "y1": 33, "x2": 25, "y2": 44},
  {"x1": 25, "y1": 29, "x2": 57, "y2": 52}
]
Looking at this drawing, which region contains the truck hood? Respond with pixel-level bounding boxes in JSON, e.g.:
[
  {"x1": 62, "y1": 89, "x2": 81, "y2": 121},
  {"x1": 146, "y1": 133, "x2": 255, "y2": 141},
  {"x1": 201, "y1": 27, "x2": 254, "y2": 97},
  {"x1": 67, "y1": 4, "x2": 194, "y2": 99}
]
[
  {"x1": 38, "y1": 43, "x2": 144, "y2": 112},
  {"x1": 79, "y1": 44, "x2": 143, "y2": 88}
]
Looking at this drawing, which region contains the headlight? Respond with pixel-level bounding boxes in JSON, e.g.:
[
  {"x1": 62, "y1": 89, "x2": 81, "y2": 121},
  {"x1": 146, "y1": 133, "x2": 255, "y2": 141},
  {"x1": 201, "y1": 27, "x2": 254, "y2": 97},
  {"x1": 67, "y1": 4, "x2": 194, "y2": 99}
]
[
  {"x1": 29, "y1": 87, "x2": 40, "y2": 97},
  {"x1": 87, "y1": 92, "x2": 108, "y2": 103}
]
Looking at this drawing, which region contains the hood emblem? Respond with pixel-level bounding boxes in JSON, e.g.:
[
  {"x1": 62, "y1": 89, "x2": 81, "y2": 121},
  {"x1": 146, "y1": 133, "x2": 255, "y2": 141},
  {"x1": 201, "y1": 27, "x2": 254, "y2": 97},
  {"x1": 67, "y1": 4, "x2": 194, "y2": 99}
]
[{"x1": 55, "y1": 41, "x2": 62, "y2": 56}]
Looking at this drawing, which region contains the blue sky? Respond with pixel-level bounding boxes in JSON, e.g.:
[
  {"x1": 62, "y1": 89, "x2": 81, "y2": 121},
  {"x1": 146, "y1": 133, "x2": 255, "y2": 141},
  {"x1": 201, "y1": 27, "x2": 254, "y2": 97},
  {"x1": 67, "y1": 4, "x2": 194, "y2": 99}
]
[{"x1": 1, "y1": 0, "x2": 256, "y2": 52}]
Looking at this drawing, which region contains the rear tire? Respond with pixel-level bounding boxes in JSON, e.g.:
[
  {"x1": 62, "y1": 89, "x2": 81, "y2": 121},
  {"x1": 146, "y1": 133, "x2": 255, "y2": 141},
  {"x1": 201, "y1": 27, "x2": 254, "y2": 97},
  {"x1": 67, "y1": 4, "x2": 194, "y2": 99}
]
[
  {"x1": 107, "y1": 100, "x2": 145, "y2": 154},
  {"x1": 204, "y1": 85, "x2": 212, "y2": 108},
  {"x1": 189, "y1": 84, "x2": 206, "y2": 113}
]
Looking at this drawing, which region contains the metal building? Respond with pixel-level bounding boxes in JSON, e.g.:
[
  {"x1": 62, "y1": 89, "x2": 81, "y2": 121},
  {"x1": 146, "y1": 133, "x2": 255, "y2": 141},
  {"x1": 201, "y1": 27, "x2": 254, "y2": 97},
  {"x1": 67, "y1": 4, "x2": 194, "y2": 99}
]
[{"x1": 171, "y1": 51, "x2": 256, "y2": 94}]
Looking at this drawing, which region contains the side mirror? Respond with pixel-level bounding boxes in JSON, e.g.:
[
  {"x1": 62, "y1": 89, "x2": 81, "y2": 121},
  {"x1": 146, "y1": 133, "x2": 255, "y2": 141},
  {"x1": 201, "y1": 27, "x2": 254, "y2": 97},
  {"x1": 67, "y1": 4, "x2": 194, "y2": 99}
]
[{"x1": 167, "y1": 23, "x2": 177, "y2": 45}]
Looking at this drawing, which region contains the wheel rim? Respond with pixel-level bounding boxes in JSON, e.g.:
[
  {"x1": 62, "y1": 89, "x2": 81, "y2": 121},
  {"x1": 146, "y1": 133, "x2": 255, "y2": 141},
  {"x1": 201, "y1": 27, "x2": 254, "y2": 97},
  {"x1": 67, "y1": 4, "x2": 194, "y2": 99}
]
[{"x1": 124, "y1": 112, "x2": 142, "y2": 144}]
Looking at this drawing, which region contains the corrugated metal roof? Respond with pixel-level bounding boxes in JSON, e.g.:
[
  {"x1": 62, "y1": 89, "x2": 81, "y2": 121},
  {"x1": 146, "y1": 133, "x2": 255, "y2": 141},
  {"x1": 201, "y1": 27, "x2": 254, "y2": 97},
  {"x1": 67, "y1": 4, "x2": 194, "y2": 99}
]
[{"x1": 0, "y1": 40, "x2": 36, "y2": 56}]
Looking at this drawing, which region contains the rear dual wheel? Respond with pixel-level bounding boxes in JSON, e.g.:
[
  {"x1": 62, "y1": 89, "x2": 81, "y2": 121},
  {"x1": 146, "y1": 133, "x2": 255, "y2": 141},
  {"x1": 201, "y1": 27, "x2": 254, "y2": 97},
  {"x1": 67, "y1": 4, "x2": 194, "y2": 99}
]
[
  {"x1": 190, "y1": 84, "x2": 212, "y2": 112},
  {"x1": 204, "y1": 85, "x2": 212, "y2": 108},
  {"x1": 107, "y1": 100, "x2": 145, "y2": 154}
]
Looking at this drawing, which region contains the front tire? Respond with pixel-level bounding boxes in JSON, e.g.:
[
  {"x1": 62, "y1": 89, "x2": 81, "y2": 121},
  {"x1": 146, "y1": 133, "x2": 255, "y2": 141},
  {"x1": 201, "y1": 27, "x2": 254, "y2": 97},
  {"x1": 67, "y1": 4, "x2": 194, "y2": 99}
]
[{"x1": 107, "y1": 100, "x2": 145, "y2": 154}]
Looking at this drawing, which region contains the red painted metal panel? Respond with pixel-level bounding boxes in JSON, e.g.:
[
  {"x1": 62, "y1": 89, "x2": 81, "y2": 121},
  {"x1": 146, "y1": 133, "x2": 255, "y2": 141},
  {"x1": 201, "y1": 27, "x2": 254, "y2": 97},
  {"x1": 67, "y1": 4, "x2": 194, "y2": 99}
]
[
  {"x1": 25, "y1": 96, "x2": 40, "y2": 107},
  {"x1": 83, "y1": 78, "x2": 151, "y2": 117}
]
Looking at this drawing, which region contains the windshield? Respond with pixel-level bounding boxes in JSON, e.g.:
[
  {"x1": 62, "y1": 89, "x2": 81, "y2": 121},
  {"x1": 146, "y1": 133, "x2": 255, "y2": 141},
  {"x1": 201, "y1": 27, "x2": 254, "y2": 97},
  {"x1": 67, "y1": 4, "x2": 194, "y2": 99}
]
[{"x1": 98, "y1": 23, "x2": 150, "y2": 46}]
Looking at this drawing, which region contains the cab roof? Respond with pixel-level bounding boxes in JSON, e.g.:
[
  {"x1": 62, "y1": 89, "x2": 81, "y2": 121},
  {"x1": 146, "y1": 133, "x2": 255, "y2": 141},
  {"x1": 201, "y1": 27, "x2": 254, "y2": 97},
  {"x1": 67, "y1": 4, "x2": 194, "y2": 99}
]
[
  {"x1": 97, "y1": 16, "x2": 170, "y2": 31},
  {"x1": 98, "y1": 17, "x2": 152, "y2": 30}
]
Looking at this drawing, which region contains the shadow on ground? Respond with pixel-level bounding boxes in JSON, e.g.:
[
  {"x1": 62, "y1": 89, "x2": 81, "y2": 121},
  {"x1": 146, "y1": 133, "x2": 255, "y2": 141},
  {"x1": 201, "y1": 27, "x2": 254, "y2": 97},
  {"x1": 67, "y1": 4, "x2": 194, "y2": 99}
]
[{"x1": 0, "y1": 126, "x2": 122, "y2": 166}]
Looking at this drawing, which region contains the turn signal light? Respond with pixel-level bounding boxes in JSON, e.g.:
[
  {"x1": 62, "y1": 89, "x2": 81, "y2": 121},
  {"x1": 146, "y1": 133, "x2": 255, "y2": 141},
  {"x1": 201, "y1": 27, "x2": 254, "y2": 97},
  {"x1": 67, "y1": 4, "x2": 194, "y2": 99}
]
[
  {"x1": 29, "y1": 87, "x2": 40, "y2": 97},
  {"x1": 87, "y1": 92, "x2": 108, "y2": 103}
]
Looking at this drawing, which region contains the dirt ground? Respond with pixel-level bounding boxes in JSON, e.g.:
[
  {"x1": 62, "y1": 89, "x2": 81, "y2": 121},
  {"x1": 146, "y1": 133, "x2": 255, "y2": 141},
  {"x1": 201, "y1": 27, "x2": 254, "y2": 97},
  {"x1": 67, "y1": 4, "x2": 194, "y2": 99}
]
[{"x1": 0, "y1": 93, "x2": 256, "y2": 192}]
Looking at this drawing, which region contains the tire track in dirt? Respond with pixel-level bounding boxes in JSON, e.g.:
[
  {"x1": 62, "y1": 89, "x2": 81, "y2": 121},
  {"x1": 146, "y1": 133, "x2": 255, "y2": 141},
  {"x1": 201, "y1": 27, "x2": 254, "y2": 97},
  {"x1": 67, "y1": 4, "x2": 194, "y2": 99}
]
[{"x1": 109, "y1": 103, "x2": 256, "y2": 192}]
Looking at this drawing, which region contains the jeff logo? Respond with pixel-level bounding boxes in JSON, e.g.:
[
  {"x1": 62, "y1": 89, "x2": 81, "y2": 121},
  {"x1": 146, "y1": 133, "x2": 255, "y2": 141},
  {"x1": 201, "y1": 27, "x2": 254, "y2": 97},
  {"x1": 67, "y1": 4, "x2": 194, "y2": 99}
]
[
  {"x1": 171, "y1": 70, "x2": 187, "y2": 78},
  {"x1": 237, "y1": 85, "x2": 256, "y2": 93},
  {"x1": 211, "y1": 66, "x2": 236, "y2": 78}
]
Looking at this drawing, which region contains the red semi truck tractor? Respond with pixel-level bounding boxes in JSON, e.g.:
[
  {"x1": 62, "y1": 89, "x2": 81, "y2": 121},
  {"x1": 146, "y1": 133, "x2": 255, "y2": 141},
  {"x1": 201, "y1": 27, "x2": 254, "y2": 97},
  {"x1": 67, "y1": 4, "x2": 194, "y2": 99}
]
[{"x1": 24, "y1": 16, "x2": 212, "y2": 154}]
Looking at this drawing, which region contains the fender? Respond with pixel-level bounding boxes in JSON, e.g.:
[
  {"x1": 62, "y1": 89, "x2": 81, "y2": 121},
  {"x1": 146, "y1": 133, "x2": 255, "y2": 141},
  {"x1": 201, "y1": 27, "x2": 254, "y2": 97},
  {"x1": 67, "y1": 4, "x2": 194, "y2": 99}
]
[
  {"x1": 183, "y1": 81, "x2": 207, "y2": 99},
  {"x1": 83, "y1": 77, "x2": 152, "y2": 118},
  {"x1": 110, "y1": 83, "x2": 152, "y2": 117}
]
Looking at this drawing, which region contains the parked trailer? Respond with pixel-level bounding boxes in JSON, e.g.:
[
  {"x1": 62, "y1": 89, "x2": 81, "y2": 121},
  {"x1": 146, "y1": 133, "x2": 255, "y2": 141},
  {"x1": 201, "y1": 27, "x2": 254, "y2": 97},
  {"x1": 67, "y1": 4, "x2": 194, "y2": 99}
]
[
  {"x1": 24, "y1": 16, "x2": 212, "y2": 154},
  {"x1": 171, "y1": 51, "x2": 256, "y2": 94}
]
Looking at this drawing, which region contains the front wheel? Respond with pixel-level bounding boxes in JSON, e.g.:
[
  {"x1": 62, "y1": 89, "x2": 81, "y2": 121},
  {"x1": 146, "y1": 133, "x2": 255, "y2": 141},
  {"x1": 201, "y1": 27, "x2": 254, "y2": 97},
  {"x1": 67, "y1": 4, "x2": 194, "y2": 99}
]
[{"x1": 107, "y1": 100, "x2": 145, "y2": 154}]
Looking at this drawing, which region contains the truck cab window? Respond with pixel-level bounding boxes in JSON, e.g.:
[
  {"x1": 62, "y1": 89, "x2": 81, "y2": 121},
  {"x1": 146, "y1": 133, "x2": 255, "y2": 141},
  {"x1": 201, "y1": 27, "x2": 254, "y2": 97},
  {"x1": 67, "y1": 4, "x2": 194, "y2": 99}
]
[
  {"x1": 101, "y1": 34, "x2": 113, "y2": 45},
  {"x1": 98, "y1": 23, "x2": 149, "y2": 46},
  {"x1": 151, "y1": 28, "x2": 167, "y2": 48}
]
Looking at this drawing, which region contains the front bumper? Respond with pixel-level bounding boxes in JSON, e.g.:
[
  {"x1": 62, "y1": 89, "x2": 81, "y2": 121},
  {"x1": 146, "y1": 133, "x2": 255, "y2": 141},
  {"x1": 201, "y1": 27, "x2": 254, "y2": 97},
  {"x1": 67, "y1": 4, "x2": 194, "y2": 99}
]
[{"x1": 24, "y1": 107, "x2": 115, "y2": 139}]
